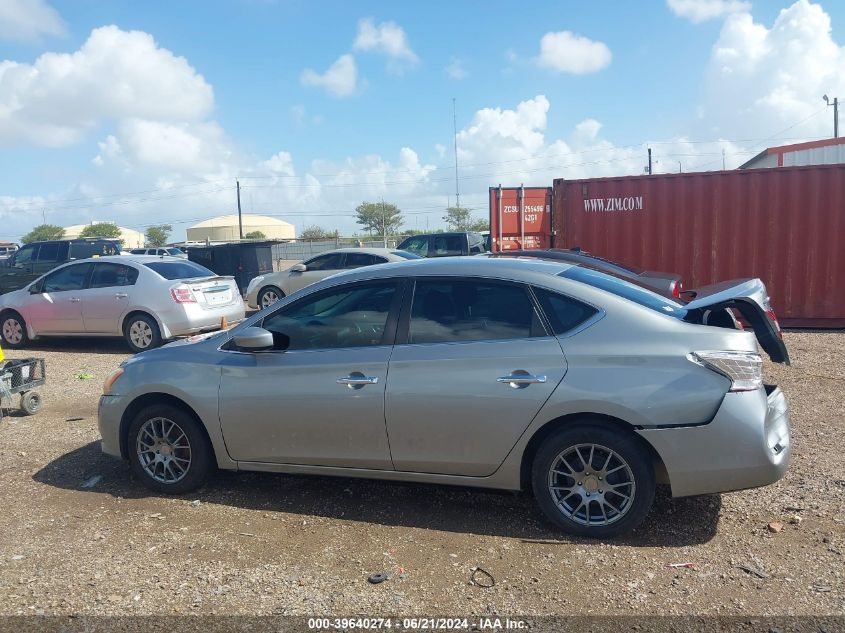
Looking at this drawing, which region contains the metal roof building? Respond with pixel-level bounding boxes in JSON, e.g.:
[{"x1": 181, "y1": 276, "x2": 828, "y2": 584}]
[
  {"x1": 187, "y1": 214, "x2": 295, "y2": 242},
  {"x1": 62, "y1": 222, "x2": 145, "y2": 249},
  {"x1": 739, "y1": 137, "x2": 845, "y2": 169}
]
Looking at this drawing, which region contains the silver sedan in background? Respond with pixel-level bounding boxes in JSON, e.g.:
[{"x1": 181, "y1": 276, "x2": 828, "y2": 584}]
[
  {"x1": 98, "y1": 257, "x2": 790, "y2": 537},
  {"x1": 0, "y1": 255, "x2": 244, "y2": 353},
  {"x1": 245, "y1": 247, "x2": 420, "y2": 309}
]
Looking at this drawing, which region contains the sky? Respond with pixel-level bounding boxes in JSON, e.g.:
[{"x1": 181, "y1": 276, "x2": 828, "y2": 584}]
[{"x1": 2, "y1": 0, "x2": 845, "y2": 243}]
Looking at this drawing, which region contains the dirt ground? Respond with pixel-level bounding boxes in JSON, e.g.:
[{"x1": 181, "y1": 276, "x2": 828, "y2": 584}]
[{"x1": 0, "y1": 332, "x2": 842, "y2": 619}]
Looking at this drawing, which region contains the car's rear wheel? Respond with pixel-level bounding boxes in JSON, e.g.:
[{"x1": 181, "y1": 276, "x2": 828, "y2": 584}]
[
  {"x1": 258, "y1": 286, "x2": 284, "y2": 308},
  {"x1": 531, "y1": 424, "x2": 655, "y2": 538},
  {"x1": 128, "y1": 404, "x2": 213, "y2": 494},
  {"x1": 1, "y1": 311, "x2": 28, "y2": 349},
  {"x1": 123, "y1": 314, "x2": 162, "y2": 353}
]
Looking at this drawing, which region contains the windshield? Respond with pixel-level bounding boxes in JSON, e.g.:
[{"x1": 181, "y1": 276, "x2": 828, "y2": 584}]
[
  {"x1": 144, "y1": 261, "x2": 215, "y2": 280},
  {"x1": 392, "y1": 250, "x2": 422, "y2": 260},
  {"x1": 561, "y1": 266, "x2": 686, "y2": 319}
]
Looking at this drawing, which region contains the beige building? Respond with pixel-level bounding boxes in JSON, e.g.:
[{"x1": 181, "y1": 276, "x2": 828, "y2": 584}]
[
  {"x1": 187, "y1": 214, "x2": 295, "y2": 242},
  {"x1": 63, "y1": 222, "x2": 145, "y2": 249}
]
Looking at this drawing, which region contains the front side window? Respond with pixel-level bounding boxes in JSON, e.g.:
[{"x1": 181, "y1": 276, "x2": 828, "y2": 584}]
[
  {"x1": 90, "y1": 263, "x2": 139, "y2": 288},
  {"x1": 399, "y1": 236, "x2": 429, "y2": 257},
  {"x1": 130, "y1": 249, "x2": 146, "y2": 255},
  {"x1": 304, "y1": 253, "x2": 344, "y2": 271},
  {"x1": 15, "y1": 245, "x2": 37, "y2": 265},
  {"x1": 261, "y1": 282, "x2": 397, "y2": 350},
  {"x1": 408, "y1": 280, "x2": 543, "y2": 344},
  {"x1": 42, "y1": 263, "x2": 93, "y2": 293}
]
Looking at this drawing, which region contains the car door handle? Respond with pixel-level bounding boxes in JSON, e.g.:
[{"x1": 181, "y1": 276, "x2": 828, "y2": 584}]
[
  {"x1": 337, "y1": 375, "x2": 379, "y2": 386},
  {"x1": 69, "y1": 297, "x2": 81, "y2": 303},
  {"x1": 115, "y1": 293, "x2": 128, "y2": 298},
  {"x1": 497, "y1": 373, "x2": 547, "y2": 386}
]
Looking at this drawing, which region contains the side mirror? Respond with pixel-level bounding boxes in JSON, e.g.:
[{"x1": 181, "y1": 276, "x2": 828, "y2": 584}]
[
  {"x1": 290, "y1": 263, "x2": 307, "y2": 272},
  {"x1": 232, "y1": 327, "x2": 275, "y2": 352},
  {"x1": 29, "y1": 283, "x2": 41, "y2": 294}
]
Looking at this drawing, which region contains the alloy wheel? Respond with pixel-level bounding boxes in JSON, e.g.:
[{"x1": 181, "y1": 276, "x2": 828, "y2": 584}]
[
  {"x1": 547, "y1": 442, "x2": 636, "y2": 526},
  {"x1": 260, "y1": 289, "x2": 280, "y2": 308},
  {"x1": 136, "y1": 417, "x2": 192, "y2": 484}
]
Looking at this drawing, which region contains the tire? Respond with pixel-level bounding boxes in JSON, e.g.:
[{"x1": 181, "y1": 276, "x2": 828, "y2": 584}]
[
  {"x1": 531, "y1": 423, "x2": 655, "y2": 538},
  {"x1": 20, "y1": 391, "x2": 42, "y2": 416},
  {"x1": 0, "y1": 311, "x2": 29, "y2": 349},
  {"x1": 127, "y1": 404, "x2": 213, "y2": 494},
  {"x1": 123, "y1": 314, "x2": 162, "y2": 353},
  {"x1": 258, "y1": 285, "x2": 284, "y2": 309}
]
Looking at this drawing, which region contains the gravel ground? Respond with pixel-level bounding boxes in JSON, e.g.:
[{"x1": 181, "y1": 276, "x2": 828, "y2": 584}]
[{"x1": 0, "y1": 332, "x2": 842, "y2": 618}]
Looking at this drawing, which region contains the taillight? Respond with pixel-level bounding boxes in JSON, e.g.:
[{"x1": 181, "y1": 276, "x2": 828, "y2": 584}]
[
  {"x1": 170, "y1": 286, "x2": 197, "y2": 303},
  {"x1": 690, "y1": 351, "x2": 763, "y2": 392},
  {"x1": 766, "y1": 309, "x2": 783, "y2": 338},
  {"x1": 671, "y1": 280, "x2": 682, "y2": 299}
]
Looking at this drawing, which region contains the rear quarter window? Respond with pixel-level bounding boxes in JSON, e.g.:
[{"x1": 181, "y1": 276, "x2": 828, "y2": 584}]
[
  {"x1": 533, "y1": 288, "x2": 598, "y2": 334},
  {"x1": 144, "y1": 261, "x2": 215, "y2": 280}
]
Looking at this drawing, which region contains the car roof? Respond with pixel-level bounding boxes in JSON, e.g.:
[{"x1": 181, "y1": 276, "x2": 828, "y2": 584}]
[
  {"x1": 316, "y1": 255, "x2": 574, "y2": 287},
  {"x1": 63, "y1": 255, "x2": 190, "y2": 265}
]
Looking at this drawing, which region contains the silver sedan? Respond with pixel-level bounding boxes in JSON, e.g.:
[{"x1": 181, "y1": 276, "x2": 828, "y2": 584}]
[
  {"x1": 244, "y1": 247, "x2": 419, "y2": 309},
  {"x1": 98, "y1": 257, "x2": 790, "y2": 537},
  {"x1": 0, "y1": 255, "x2": 244, "y2": 353}
]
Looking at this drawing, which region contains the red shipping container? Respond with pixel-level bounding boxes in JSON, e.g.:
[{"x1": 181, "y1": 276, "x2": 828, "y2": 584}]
[
  {"x1": 489, "y1": 186, "x2": 552, "y2": 251},
  {"x1": 552, "y1": 165, "x2": 845, "y2": 327}
]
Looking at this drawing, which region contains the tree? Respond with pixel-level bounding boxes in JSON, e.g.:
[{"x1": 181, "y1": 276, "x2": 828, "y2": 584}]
[
  {"x1": 355, "y1": 201, "x2": 403, "y2": 236},
  {"x1": 21, "y1": 224, "x2": 65, "y2": 244},
  {"x1": 145, "y1": 224, "x2": 172, "y2": 247},
  {"x1": 299, "y1": 225, "x2": 340, "y2": 240},
  {"x1": 468, "y1": 218, "x2": 490, "y2": 232},
  {"x1": 79, "y1": 222, "x2": 122, "y2": 240},
  {"x1": 244, "y1": 230, "x2": 266, "y2": 240},
  {"x1": 443, "y1": 206, "x2": 473, "y2": 231}
]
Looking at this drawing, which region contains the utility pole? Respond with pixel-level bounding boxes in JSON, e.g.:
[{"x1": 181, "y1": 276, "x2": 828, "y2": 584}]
[
  {"x1": 647, "y1": 148, "x2": 652, "y2": 175},
  {"x1": 381, "y1": 198, "x2": 387, "y2": 246},
  {"x1": 824, "y1": 95, "x2": 839, "y2": 138},
  {"x1": 452, "y1": 98, "x2": 460, "y2": 208},
  {"x1": 722, "y1": 148, "x2": 726, "y2": 170},
  {"x1": 42, "y1": 210, "x2": 46, "y2": 224},
  {"x1": 236, "y1": 179, "x2": 243, "y2": 240}
]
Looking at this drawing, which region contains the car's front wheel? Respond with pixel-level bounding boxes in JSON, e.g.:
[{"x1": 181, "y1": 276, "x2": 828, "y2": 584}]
[
  {"x1": 128, "y1": 404, "x2": 213, "y2": 494},
  {"x1": 123, "y1": 314, "x2": 162, "y2": 353},
  {"x1": 0, "y1": 311, "x2": 29, "y2": 349},
  {"x1": 258, "y1": 285, "x2": 284, "y2": 308},
  {"x1": 531, "y1": 424, "x2": 655, "y2": 538}
]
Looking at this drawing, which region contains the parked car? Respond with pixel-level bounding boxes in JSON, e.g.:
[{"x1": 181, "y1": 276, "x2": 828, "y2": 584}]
[
  {"x1": 396, "y1": 232, "x2": 487, "y2": 258},
  {"x1": 489, "y1": 248, "x2": 684, "y2": 297},
  {"x1": 0, "y1": 243, "x2": 19, "y2": 261},
  {"x1": 0, "y1": 239, "x2": 121, "y2": 294},
  {"x1": 129, "y1": 247, "x2": 189, "y2": 259},
  {"x1": 245, "y1": 247, "x2": 420, "y2": 309},
  {"x1": 0, "y1": 255, "x2": 244, "y2": 353},
  {"x1": 98, "y1": 257, "x2": 789, "y2": 537}
]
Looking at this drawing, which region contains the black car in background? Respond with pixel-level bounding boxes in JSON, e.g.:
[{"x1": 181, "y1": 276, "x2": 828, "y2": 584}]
[
  {"x1": 397, "y1": 232, "x2": 487, "y2": 258},
  {"x1": 489, "y1": 248, "x2": 684, "y2": 298},
  {"x1": 0, "y1": 239, "x2": 121, "y2": 294}
]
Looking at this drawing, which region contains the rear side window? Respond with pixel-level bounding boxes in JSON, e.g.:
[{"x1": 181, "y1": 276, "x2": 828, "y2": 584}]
[
  {"x1": 144, "y1": 261, "x2": 214, "y2": 280},
  {"x1": 37, "y1": 242, "x2": 61, "y2": 262},
  {"x1": 90, "y1": 263, "x2": 139, "y2": 288},
  {"x1": 561, "y1": 267, "x2": 686, "y2": 319},
  {"x1": 408, "y1": 280, "x2": 544, "y2": 344},
  {"x1": 533, "y1": 288, "x2": 598, "y2": 334},
  {"x1": 344, "y1": 253, "x2": 386, "y2": 269}
]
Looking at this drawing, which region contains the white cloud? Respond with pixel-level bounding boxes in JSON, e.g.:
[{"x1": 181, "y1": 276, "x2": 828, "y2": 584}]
[
  {"x1": 667, "y1": 0, "x2": 751, "y2": 23},
  {"x1": 301, "y1": 54, "x2": 359, "y2": 98},
  {"x1": 445, "y1": 57, "x2": 467, "y2": 80},
  {"x1": 701, "y1": 0, "x2": 845, "y2": 140},
  {"x1": 353, "y1": 17, "x2": 418, "y2": 73},
  {"x1": 0, "y1": 0, "x2": 65, "y2": 42},
  {"x1": 535, "y1": 31, "x2": 612, "y2": 74},
  {"x1": 262, "y1": 151, "x2": 295, "y2": 177},
  {"x1": 0, "y1": 25, "x2": 213, "y2": 147}
]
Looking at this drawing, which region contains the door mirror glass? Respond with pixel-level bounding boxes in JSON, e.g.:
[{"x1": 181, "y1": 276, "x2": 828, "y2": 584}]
[
  {"x1": 290, "y1": 263, "x2": 307, "y2": 272},
  {"x1": 29, "y1": 282, "x2": 42, "y2": 294},
  {"x1": 233, "y1": 327, "x2": 276, "y2": 351}
]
